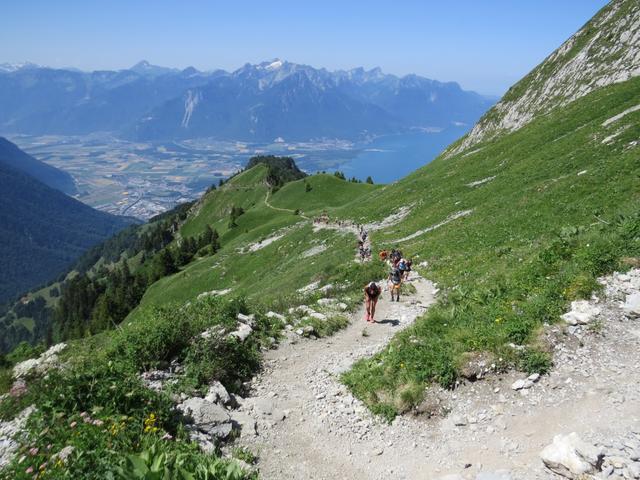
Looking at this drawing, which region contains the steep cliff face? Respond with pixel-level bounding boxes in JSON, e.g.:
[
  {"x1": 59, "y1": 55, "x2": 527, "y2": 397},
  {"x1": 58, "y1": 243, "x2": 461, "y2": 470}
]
[{"x1": 449, "y1": 0, "x2": 640, "y2": 155}]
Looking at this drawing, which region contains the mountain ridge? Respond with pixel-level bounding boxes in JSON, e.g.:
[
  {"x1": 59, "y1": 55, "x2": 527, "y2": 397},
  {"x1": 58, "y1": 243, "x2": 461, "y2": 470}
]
[
  {"x1": 0, "y1": 136, "x2": 77, "y2": 195},
  {"x1": 0, "y1": 59, "x2": 494, "y2": 141},
  {"x1": 449, "y1": 0, "x2": 640, "y2": 155},
  {"x1": 0, "y1": 139, "x2": 134, "y2": 302}
]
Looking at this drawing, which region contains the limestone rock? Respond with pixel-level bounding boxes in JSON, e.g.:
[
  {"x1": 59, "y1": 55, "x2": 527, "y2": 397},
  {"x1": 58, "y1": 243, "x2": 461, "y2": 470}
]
[
  {"x1": 317, "y1": 298, "x2": 337, "y2": 306},
  {"x1": 230, "y1": 412, "x2": 257, "y2": 438},
  {"x1": 237, "y1": 313, "x2": 256, "y2": 326},
  {"x1": 178, "y1": 398, "x2": 234, "y2": 441},
  {"x1": 13, "y1": 343, "x2": 67, "y2": 378},
  {"x1": 228, "y1": 323, "x2": 253, "y2": 342},
  {"x1": 540, "y1": 432, "x2": 604, "y2": 478},
  {"x1": 623, "y1": 292, "x2": 640, "y2": 318},
  {"x1": 204, "y1": 381, "x2": 231, "y2": 406},
  {"x1": 266, "y1": 311, "x2": 286, "y2": 321},
  {"x1": 200, "y1": 325, "x2": 225, "y2": 340},
  {"x1": 511, "y1": 379, "x2": 534, "y2": 391},
  {"x1": 561, "y1": 300, "x2": 601, "y2": 325}
]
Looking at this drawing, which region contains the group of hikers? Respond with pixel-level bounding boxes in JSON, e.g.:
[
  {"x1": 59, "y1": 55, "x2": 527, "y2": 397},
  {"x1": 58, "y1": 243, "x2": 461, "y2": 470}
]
[
  {"x1": 363, "y1": 247, "x2": 413, "y2": 323},
  {"x1": 311, "y1": 212, "x2": 413, "y2": 324}
]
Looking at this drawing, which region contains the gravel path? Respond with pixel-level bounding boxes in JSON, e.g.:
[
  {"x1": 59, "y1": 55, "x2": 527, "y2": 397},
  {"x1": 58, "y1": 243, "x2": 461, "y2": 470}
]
[
  {"x1": 236, "y1": 273, "x2": 436, "y2": 479},
  {"x1": 234, "y1": 268, "x2": 640, "y2": 480}
]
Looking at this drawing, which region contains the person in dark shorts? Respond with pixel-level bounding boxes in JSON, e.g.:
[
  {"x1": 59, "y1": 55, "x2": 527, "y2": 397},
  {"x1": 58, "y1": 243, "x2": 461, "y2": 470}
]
[
  {"x1": 364, "y1": 281, "x2": 381, "y2": 322},
  {"x1": 388, "y1": 265, "x2": 402, "y2": 301}
]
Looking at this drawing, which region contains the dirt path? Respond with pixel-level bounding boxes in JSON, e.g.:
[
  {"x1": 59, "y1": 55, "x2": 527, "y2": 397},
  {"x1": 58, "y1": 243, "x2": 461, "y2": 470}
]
[
  {"x1": 236, "y1": 273, "x2": 437, "y2": 479},
  {"x1": 234, "y1": 267, "x2": 640, "y2": 480},
  {"x1": 264, "y1": 190, "x2": 309, "y2": 219}
]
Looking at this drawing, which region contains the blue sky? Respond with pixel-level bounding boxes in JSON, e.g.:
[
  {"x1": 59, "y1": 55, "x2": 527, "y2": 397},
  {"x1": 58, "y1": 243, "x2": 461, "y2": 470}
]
[{"x1": 1, "y1": 0, "x2": 608, "y2": 95}]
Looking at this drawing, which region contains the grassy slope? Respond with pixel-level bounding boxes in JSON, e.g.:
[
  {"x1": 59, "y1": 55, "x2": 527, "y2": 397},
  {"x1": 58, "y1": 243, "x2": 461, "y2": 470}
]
[
  {"x1": 340, "y1": 76, "x2": 640, "y2": 416},
  {"x1": 269, "y1": 175, "x2": 377, "y2": 212},
  {"x1": 134, "y1": 174, "x2": 379, "y2": 312},
  {"x1": 180, "y1": 164, "x2": 271, "y2": 239}
]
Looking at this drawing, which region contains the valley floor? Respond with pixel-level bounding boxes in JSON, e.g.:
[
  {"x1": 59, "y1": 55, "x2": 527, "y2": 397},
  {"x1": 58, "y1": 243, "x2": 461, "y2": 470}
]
[{"x1": 233, "y1": 271, "x2": 640, "y2": 480}]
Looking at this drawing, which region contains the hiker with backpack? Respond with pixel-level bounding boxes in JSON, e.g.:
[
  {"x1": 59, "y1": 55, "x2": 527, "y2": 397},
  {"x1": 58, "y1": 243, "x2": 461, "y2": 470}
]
[
  {"x1": 404, "y1": 258, "x2": 413, "y2": 280},
  {"x1": 364, "y1": 281, "x2": 381, "y2": 322},
  {"x1": 398, "y1": 258, "x2": 408, "y2": 279},
  {"x1": 388, "y1": 264, "x2": 403, "y2": 301}
]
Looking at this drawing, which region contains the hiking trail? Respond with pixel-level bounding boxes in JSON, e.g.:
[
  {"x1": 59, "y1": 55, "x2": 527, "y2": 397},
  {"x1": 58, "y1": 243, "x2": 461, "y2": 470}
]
[
  {"x1": 231, "y1": 265, "x2": 640, "y2": 480},
  {"x1": 235, "y1": 273, "x2": 438, "y2": 479},
  {"x1": 264, "y1": 190, "x2": 309, "y2": 219}
]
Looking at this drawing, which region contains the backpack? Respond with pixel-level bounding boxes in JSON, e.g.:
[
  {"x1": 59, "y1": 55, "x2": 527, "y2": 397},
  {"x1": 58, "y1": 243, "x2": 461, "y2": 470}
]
[{"x1": 391, "y1": 268, "x2": 401, "y2": 283}]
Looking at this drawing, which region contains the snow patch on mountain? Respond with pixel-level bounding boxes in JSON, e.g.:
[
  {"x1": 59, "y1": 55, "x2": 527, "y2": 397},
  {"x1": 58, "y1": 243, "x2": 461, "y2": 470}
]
[{"x1": 266, "y1": 60, "x2": 284, "y2": 70}]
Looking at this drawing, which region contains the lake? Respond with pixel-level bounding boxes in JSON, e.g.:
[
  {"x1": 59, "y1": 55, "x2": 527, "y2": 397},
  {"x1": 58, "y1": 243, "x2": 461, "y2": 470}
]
[{"x1": 337, "y1": 127, "x2": 469, "y2": 184}]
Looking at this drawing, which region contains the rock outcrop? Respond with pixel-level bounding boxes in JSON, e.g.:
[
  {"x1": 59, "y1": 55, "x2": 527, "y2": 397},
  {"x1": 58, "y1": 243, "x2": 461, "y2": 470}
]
[{"x1": 449, "y1": 0, "x2": 640, "y2": 156}]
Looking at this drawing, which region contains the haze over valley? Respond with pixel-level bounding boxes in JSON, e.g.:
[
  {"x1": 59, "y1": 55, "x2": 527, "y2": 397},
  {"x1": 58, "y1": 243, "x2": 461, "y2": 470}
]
[{"x1": 1, "y1": 60, "x2": 491, "y2": 217}]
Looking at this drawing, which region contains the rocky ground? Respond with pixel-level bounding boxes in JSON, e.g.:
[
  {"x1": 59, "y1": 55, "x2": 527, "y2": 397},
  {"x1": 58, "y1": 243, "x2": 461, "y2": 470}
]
[
  {"x1": 227, "y1": 269, "x2": 640, "y2": 480},
  {"x1": 2, "y1": 261, "x2": 638, "y2": 479}
]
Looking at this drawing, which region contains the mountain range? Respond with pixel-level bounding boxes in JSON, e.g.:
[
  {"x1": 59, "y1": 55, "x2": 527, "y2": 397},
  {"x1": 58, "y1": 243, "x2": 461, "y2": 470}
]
[{"x1": 0, "y1": 60, "x2": 494, "y2": 142}]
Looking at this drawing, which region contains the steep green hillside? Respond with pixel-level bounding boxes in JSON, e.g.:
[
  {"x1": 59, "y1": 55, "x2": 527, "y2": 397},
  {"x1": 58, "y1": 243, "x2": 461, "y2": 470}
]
[
  {"x1": 0, "y1": 157, "x2": 133, "y2": 303},
  {"x1": 137, "y1": 173, "x2": 379, "y2": 310},
  {"x1": 132, "y1": 75, "x2": 639, "y2": 421},
  {"x1": 180, "y1": 165, "x2": 271, "y2": 238},
  {"x1": 453, "y1": 0, "x2": 640, "y2": 153},
  {"x1": 0, "y1": 136, "x2": 77, "y2": 194},
  {"x1": 342, "y1": 69, "x2": 640, "y2": 417},
  {"x1": 269, "y1": 174, "x2": 376, "y2": 211}
]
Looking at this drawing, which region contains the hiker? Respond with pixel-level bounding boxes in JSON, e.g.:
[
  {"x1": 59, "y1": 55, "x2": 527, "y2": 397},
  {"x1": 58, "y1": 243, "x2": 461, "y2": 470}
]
[
  {"x1": 364, "y1": 281, "x2": 381, "y2": 322},
  {"x1": 398, "y1": 258, "x2": 408, "y2": 279},
  {"x1": 388, "y1": 264, "x2": 402, "y2": 302},
  {"x1": 404, "y1": 258, "x2": 413, "y2": 280},
  {"x1": 391, "y1": 248, "x2": 402, "y2": 265}
]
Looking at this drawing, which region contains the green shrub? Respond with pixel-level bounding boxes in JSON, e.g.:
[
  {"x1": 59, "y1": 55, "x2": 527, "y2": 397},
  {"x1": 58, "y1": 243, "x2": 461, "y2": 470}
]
[
  {"x1": 0, "y1": 368, "x2": 12, "y2": 395},
  {"x1": 6, "y1": 341, "x2": 46, "y2": 364},
  {"x1": 115, "y1": 441, "x2": 254, "y2": 480},
  {"x1": 180, "y1": 335, "x2": 260, "y2": 394},
  {"x1": 107, "y1": 297, "x2": 247, "y2": 369},
  {"x1": 518, "y1": 348, "x2": 552, "y2": 375}
]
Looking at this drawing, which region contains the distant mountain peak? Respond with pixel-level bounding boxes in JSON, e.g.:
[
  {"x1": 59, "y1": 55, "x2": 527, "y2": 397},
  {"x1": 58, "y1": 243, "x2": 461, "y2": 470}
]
[
  {"x1": 0, "y1": 61, "x2": 41, "y2": 72},
  {"x1": 129, "y1": 60, "x2": 177, "y2": 76},
  {"x1": 131, "y1": 60, "x2": 152, "y2": 69},
  {"x1": 264, "y1": 59, "x2": 284, "y2": 70}
]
